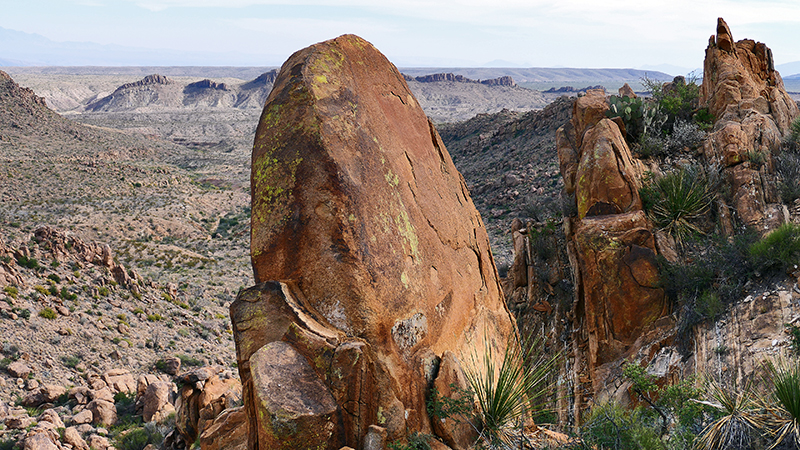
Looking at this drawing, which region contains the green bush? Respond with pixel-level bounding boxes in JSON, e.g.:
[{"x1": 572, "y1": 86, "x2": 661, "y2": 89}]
[
  {"x1": 749, "y1": 223, "x2": 800, "y2": 274},
  {"x1": 146, "y1": 314, "x2": 163, "y2": 322},
  {"x1": 580, "y1": 401, "x2": 665, "y2": 450},
  {"x1": 38, "y1": 307, "x2": 57, "y2": 320},
  {"x1": 3, "y1": 286, "x2": 18, "y2": 299},
  {"x1": 176, "y1": 354, "x2": 202, "y2": 367},
  {"x1": 388, "y1": 432, "x2": 432, "y2": 450},
  {"x1": 16, "y1": 255, "x2": 40, "y2": 270},
  {"x1": 61, "y1": 355, "x2": 81, "y2": 369}
]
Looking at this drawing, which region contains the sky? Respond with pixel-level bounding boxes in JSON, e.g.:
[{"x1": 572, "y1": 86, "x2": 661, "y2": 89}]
[{"x1": 2, "y1": 0, "x2": 800, "y2": 70}]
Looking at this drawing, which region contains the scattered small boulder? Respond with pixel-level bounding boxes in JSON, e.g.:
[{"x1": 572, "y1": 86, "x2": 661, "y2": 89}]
[
  {"x1": 6, "y1": 361, "x2": 32, "y2": 379},
  {"x1": 20, "y1": 385, "x2": 66, "y2": 408}
]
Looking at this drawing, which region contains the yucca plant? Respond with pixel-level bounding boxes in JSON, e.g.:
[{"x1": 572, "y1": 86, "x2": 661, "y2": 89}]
[
  {"x1": 463, "y1": 333, "x2": 561, "y2": 449},
  {"x1": 763, "y1": 357, "x2": 800, "y2": 448},
  {"x1": 641, "y1": 166, "x2": 714, "y2": 248},
  {"x1": 694, "y1": 377, "x2": 763, "y2": 450}
]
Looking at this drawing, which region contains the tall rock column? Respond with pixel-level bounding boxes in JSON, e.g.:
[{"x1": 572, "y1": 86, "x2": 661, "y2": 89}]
[
  {"x1": 235, "y1": 34, "x2": 516, "y2": 450},
  {"x1": 701, "y1": 17, "x2": 799, "y2": 232},
  {"x1": 556, "y1": 90, "x2": 666, "y2": 417}
]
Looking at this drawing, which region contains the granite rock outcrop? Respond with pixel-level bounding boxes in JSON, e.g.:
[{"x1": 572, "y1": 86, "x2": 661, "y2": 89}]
[{"x1": 235, "y1": 34, "x2": 516, "y2": 449}]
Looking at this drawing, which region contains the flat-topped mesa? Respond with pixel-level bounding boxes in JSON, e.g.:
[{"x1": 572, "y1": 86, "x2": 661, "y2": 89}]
[
  {"x1": 701, "y1": 17, "x2": 800, "y2": 232},
  {"x1": 235, "y1": 34, "x2": 515, "y2": 449}
]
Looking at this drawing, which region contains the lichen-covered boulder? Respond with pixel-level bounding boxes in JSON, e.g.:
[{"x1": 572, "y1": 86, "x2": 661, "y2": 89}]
[{"x1": 237, "y1": 33, "x2": 515, "y2": 449}]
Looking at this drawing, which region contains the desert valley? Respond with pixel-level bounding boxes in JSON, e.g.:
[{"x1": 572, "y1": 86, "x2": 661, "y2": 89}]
[{"x1": 2, "y1": 16, "x2": 800, "y2": 450}]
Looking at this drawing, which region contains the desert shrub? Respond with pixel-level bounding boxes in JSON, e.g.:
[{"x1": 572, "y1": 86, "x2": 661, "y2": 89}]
[
  {"x1": 146, "y1": 314, "x2": 163, "y2": 322},
  {"x1": 176, "y1": 354, "x2": 202, "y2": 367},
  {"x1": 579, "y1": 401, "x2": 664, "y2": 450},
  {"x1": 622, "y1": 363, "x2": 705, "y2": 444},
  {"x1": 660, "y1": 232, "x2": 758, "y2": 354},
  {"x1": 60, "y1": 287, "x2": 77, "y2": 301},
  {"x1": 3, "y1": 286, "x2": 18, "y2": 299},
  {"x1": 783, "y1": 116, "x2": 800, "y2": 153},
  {"x1": 98, "y1": 286, "x2": 110, "y2": 297},
  {"x1": 38, "y1": 307, "x2": 57, "y2": 320},
  {"x1": 787, "y1": 324, "x2": 800, "y2": 356},
  {"x1": 664, "y1": 120, "x2": 706, "y2": 154},
  {"x1": 643, "y1": 74, "x2": 702, "y2": 130},
  {"x1": 16, "y1": 255, "x2": 40, "y2": 270},
  {"x1": 693, "y1": 107, "x2": 715, "y2": 131},
  {"x1": 61, "y1": 355, "x2": 80, "y2": 369},
  {"x1": 640, "y1": 166, "x2": 715, "y2": 246},
  {"x1": 388, "y1": 432, "x2": 432, "y2": 450},
  {"x1": 47, "y1": 274, "x2": 61, "y2": 283},
  {"x1": 776, "y1": 152, "x2": 800, "y2": 203},
  {"x1": 749, "y1": 223, "x2": 800, "y2": 275}
]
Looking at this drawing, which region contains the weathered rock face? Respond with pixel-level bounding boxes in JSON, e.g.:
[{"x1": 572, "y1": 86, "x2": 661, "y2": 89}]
[
  {"x1": 701, "y1": 18, "x2": 799, "y2": 231},
  {"x1": 553, "y1": 89, "x2": 666, "y2": 419},
  {"x1": 238, "y1": 34, "x2": 515, "y2": 449}
]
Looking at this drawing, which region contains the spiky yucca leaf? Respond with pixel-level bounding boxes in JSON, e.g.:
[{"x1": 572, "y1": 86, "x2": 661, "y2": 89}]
[
  {"x1": 763, "y1": 357, "x2": 800, "y2": 449},
  {"x1": 694, "y1": 377, "x2": 763, "y2": 450},
  {"x1": 463, "y1": 334, "x2": 560, "y2": 448},
  {"x1": 648, "y1": 168, "x2": 713, "y2": 246}
]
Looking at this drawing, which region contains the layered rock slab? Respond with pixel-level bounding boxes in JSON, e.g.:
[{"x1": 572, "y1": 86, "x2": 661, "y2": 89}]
[{"x1": 238, "y1": 34, "x2": 515, "y2": 449}]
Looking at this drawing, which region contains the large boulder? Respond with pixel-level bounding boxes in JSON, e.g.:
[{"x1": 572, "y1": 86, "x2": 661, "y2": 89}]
[
  {"x1": 701, "y1": 17, "x2": 799, "y2": 232},
  {"x1": 236, "y1": 34, "x2": 516, "y2": 449}
]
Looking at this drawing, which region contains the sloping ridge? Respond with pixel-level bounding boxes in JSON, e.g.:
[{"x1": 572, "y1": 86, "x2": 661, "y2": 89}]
[{"x1": 86, "y1": 72, "x2": 277, "y2": 112}]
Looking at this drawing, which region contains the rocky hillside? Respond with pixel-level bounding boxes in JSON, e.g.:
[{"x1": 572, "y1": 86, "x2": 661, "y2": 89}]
[
  {"x1": 0, "y1": 67, "x2": 252, "y2": 360},
  {"x1": 438, "y1": 96, "x2": 573, "y2": 267}
]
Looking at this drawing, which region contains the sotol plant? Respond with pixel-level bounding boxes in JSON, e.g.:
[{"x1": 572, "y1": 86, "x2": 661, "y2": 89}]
[{"x1": 462, "y1": 334, "x2": 560, "y2": 448}]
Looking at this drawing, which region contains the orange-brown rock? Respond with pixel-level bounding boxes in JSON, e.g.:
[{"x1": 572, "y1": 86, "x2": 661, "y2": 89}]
[
  {"x1": 555, "y1": 85, "x2": 666, "y2": 414},
  {"x1": 199, "y1": 406, "x2": 248, "y2": 450},
  {"x1": 239, "y1": 34, "x2": 515, "y2": 449},
  {"x1": 574, "y1": 211, "x2": 666, "y2": 372},
  {"x1": 701, "y1": 18, "x2": 799, "y2": 232},
  {"x1": 575, "y1": 118, "x2": 644, "y2": 218}
]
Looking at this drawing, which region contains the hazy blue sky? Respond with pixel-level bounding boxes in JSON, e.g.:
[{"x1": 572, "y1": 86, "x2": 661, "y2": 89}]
[{"x1": 2, "y1": 0, "x2": 800, "y2": 69}]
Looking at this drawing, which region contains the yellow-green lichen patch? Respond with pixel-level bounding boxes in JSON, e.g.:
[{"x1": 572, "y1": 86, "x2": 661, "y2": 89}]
[
  {"x1": 252, "y1": 152, "x2": 303, "y2": 231},
  {"x1": 400, "y1": 271, "x2": 409, "y2": 288},
  {"x1": 396, "y1": 208, "x2": 419, "y2": 260},
  {"x1": 377, "y1": 406, "x2": 386, "y2": 425},
  {"x1": 314, "y1": 74, "x2": 328, "y2": 85},
  {"x1": 384, "y1": 169, "x2": 399, "y2": 187}
]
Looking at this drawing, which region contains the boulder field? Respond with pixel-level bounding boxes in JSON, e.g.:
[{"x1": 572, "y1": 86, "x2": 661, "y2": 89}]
[{"x1": 233, "y1": 34, "x2": 516, "y2": 449}]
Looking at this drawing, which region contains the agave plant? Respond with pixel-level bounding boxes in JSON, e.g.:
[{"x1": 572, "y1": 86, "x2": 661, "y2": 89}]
[
  {"x1": 463, "y1": 333, "x2": 561, "y2": 449},
  {"x1": 694, "y1": 377, "x2": 764, "y2": 450},
  {"x1": 763, "y1": 357, "x2": 800, "y2": 449}
]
